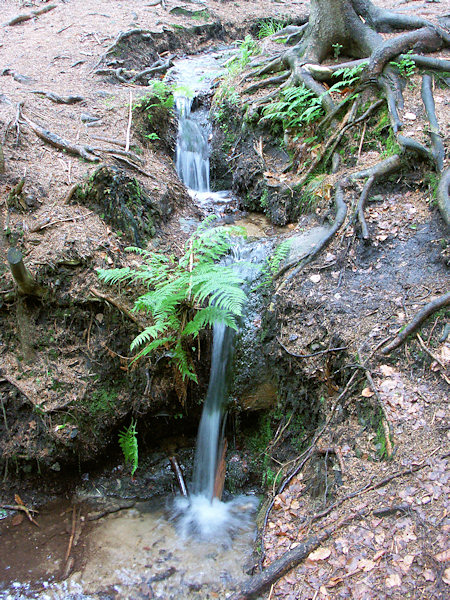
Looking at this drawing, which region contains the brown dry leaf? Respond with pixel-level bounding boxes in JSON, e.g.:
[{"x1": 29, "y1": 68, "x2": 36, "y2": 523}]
[
  {"x1": 308, "y1": 547, "x2": 332, "y2": 562},
  {"x1": 435, "y1": 549, "x2": 450, "y2": 562},
  {"x1": 386, "y1": 573, "x2": 402, "y2": 588},
  {"x1": 373, "y1": 549, "x2": 386, "y2": 561},
  {"x1": 358, "y1": 558, "x2": 376, "y2": 572},
  {"x1": 290, "y1": 499, "x2": 300, "y2": 511},
  {"x1": 442, "y1": 567, "x2": 450, "y2": 585},
  {"x1": 327, "y1": 576, "x2": 343, "y2": 588},
  {"x1": 361, "y1": 387, "x2": 374, "y2": 398},
  {"x1": 399, "y1": 555, "x2": 415, "y2": 573},
  {"x1": 14, "y1": 494, "x2": 24, "y2": 506},
  {"x1": 12, "y1": 513, "x2": 24, "y2": 526},
  {"x1": 422, "y1": 568, "x2": 435, "y2": 582}
]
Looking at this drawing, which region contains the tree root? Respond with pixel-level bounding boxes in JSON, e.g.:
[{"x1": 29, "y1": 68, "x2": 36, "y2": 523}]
[
  {"x1": 368, "y1": 27, "x2": 446, "y2": 77},
  {"x1": 276, "y1": 181, "x2": 347, "y2": 284},
  {"x1": 19, "y1": 111, "x2": 100, "y2": 163},
  {"x1": 354, "y1": 175, "x2": 375, "y2": 240},
  {"x1": 244, "y1": 71, "x2": 290, "y2": 95},
  {"x1": 2, "y1": 4, "x2": 57, "y2": 27},
  {"x1": 397, "y1": 134, "x2": 435, "y2": 163},
  {"x1": 381, "y1": 291, "x2": 450, "y2": 354},
  {"x1": 421, "y1": 74, "x2": 445, "y2": 171},
  {"x1": 91, "y1": 29, "x2": 154, "y2": 72},
  {"x1": 379, "y1": 69, "x2": 403, "y2": 133},
  {"x1": 407, "y1": 54, "x2": 450, "y2": 72},
  {"x1": 436, "y1": 167, "x2": 450, "y2": 227},
  {"x1": 30, "y1": 91, "x2": 85, "y2": 105}
]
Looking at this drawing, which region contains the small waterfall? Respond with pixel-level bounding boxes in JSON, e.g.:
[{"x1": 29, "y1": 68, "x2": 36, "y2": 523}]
[
  {"x1": 192, "y1": 322, "x2": 234, "y2": 498},
  {"x1": 175, "y1": 94, "x2": 210, "y2": 192}
]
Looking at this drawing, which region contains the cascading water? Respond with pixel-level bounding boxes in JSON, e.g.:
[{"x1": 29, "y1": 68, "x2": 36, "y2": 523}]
[
  {"x1": 175, "y1": 94, "x2": 210, "y2": 193},
  {"x1": 171, "y1": 54, "x2": 260, "y2": 542}
]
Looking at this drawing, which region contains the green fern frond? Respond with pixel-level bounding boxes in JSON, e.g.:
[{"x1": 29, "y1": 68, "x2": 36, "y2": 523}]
[
  {"x1": 97, "y1": 267, "x2": 133, "y2": 285},
  {"x1": 118, "y1": 419, "x2": 138, "y2": 476}
]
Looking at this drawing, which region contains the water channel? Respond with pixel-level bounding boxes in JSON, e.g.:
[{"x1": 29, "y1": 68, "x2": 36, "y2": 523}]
[{"x1": 0, "y1": 51, "x2": 264, "y2": 600}]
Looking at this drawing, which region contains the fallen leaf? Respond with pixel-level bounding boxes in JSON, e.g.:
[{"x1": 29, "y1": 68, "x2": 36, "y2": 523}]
[
  {"x1": 380, "y1": 365, "x2": 396, "y2": 376},
  {"x1": 399, "y1": 555, "x2": 415, "y2": 573},
  {"x1": 358, "y1": 558, "x2": 376, "y2": 572},
  {"x1": 443, "y1": 567, "x2": 450, "y2": 585},
  {"x1": 308, "y1": 547, "x2": 331, "y2": 561},
  {"x1": 422, "y1": 568, "x2": 435, "y2": 582},
  {"x1": 386, "y1": 573, "x2": 402, "y2": 588},
  {"x1": 435, "y1": 549, "x2": 450, "y2": 562},
  {"x1": 310, "y1": 274, "x2": 321, "y2": 283}
]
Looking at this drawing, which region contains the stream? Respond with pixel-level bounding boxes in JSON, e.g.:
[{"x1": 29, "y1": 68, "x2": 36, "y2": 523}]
[{"x1": 0, "y1": 51, "x2": 267, "y2": 600}]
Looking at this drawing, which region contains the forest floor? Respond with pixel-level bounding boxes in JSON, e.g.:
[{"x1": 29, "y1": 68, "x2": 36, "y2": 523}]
[{"x1": 0, "y1": 1, "x2": 449, "y2": 599}]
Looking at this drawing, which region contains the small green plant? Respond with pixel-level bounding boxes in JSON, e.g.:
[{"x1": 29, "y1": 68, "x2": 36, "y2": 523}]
[
  {"x1": 257, "y1": 18, "x2": 286, "y2": 39},
  {"x1": 134, "y1": 81, "x2": 175, "y2": 116},
  {"x1": 144, "y1": 132, "x2": 160, "y2": 141},
  {"x1": 256, "y1": 239, "x2": 291, "y2": 288},
  {"x1": 390, "y1": 50, "x2": 416, "y2": 78},
  {"x1": 261, "y1": 84, "x2": 324, "y2": 132},
  {"x1": 227, "y1": 35, "x2": 260, "y2": 75},
  {"x1": 332, "y1": 42, "x2": 343, "y2": 59},
  {"x1": 98, "y1": 216, "x2": 247, "y2": 383},
  {"x1": 118, "y1": 419, "x2": 138, "y2": 476}
]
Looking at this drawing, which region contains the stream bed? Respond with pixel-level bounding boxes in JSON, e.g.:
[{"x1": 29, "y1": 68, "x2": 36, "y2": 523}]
[{"x1": 0, "y1": 494, "x2": 257, "y2": 599}]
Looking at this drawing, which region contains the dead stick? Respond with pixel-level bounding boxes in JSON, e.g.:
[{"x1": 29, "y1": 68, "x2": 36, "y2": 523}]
[
  {"x1": 65, "y1": 506, "x2": 77, "y2": 562},
  {"x1": 168, "y1": 456, "x2": 188, "y2": 497},
  {"x1": 381, "y1": 291, "x2": 450, "y2": 354},
  {"x1": 230, "y1": 510, "x2": 369, "y2": 600},
  {"x1": 20, "y1": 112, "x2": 99, "y2": 163},
  {"x1": 416, "y1": 333, "x2": 447, "y2": 371},
  {"x1": 89, "y1": 287, "x2": 143, "y2": 328}
]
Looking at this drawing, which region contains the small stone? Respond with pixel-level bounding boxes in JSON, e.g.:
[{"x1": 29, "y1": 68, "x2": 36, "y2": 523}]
[{"x1": 404, "y1": 112, "x2": 416, "y2": 121}]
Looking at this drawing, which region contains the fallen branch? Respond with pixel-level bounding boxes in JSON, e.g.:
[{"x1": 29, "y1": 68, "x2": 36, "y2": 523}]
[
  {"x1": 89, "y1": 287, "x2": 143, "y2": 328},
  {"x1": 397, "y1": 134, "x2": 434, "y2": 163},
  {"x1": 421, "y1": 74, "x2": 445, "y2": 171},
  {"x1": 20, "y1": 111, "x2": 99, "y2": 163},
  {"x1": 110, "y1": 153, "x2": 156, "y2": 179},
  {"x1": 230, "y1": 510, "x2": 369, "y2": 600},
  {"x1": 277, "y1": 339, "x2": 347, "y2": 359},
  {"x1": 168, "y1": 456, "x2": 188, "y2": 497},
  {"x1": 129, "y1": 56, "x2": 174, "y2": 83},
  {"x1": 3, "y1": 4, "x2": 57, "y2": 27},
  {"x1": 416, "y1": 333, "x2": 447, "y2": 371},
  {"x1": 381, "y1": 291, "x2": 450, "y2": 354}
]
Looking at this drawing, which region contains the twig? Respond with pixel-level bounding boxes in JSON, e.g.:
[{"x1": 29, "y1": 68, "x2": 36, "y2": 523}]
[
  {"x1": 28, "y1": 214, "x2": 88, "y2": 233},
  {"x1": 65, "y1": 506, "x2": 77, "y2": 562},
  {"x1": 416, "y1": 333, "x2": 447, "y2": 371},
  {"x1": 381, "y1": 291, "x2": 450, "y2": 354},
  {"x1": 125, "y1": 90, "x2": 132, "y2": 153},
  {"x1": 3, "y1": 4, "x2": 57, "y2": 27}
]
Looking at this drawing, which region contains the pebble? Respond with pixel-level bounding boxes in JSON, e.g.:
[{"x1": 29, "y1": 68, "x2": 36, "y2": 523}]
[{"x1": 404, "y1": 112, "x2": 416, "y2": 121}]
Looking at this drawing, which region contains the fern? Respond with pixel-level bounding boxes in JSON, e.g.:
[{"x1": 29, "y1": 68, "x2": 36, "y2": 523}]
[
  {"x1": 256, "y1": 239, "x2": 292, "y2": 289},
  {"x1": 118, "y1": 419, "x2": 138, "y2": 476},
  {"x1": 98, "y1": 216, "x2": 247, "y2": 383}
]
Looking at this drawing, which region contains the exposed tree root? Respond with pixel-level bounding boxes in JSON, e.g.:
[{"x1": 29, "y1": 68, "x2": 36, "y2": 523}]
[
  {"x1": 244, "y1": 72, "x2": 290, "y2": 95},
  {"x1": 381, "y1": 291, "x2": 450, "y2": 354},
  {"x1": 276, "y1": 181, "x2": 347, "y2": 285},
  {"x1": 408, "y1": 54, "x2": 450, "y2": 72},
  {"x1": 2, "y1": 4, "x2": 56, "y2": 27},
  {"x1": 436, "y1": 167, "x2": 450, "y2": 227},
  {"x1": 354, "y1": 174, "x2": 374, "y2": 240},
  {"x1": 367, "y1": 27, "x2": 446, "y2": 77},
  {"x1": 89, "y1": 287, "x2": 144, "y2": 329},
  {"x1": 129, "y1": 56, "x2": 175, "y2": 83},
  {"x1": 30, "y1": 91, "x2": 85, "y2": 105},
  {"x1": 19, "y1": 111, "x2": 100, "y2": 163},
  {"x1": 421, "y1": 74, "x2": 445, "y2": 172}
]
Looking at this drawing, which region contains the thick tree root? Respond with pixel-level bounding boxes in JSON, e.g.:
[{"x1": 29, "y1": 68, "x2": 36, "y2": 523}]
[
  {"x1": 436, "y1": 167, "x2": 450, "y2": 227},
  {"x1": 368, "y1": 27, "x2": 446, "y2": 77},
  {"x1": 381, "y1": 291, "x2": 450, "y2": 354},
  {"x1": 421, "y1": 74, "x2": 445, "y2": 171},
  {"x1": 129, "y1": 56, "x2": 174, "y2": 83},
  {"x1": 408, "y1": 54, "x2": 450, "y2": 72},
  {"x1": 397, "y1": 134, "x2": 435, "y2": 163},
  {"x1": 20, "y1": 111, "x2": 100, "y2": 163},
  {"x1": 2, "y1": 4, "x2": 56, "y2": 27},
  {"x1": 276, "y1": 181, "x2": 347, "y2": 284}
]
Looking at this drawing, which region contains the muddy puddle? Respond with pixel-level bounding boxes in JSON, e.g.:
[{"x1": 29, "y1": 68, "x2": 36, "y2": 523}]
[{"x1": 0, "y1": 495, "x2": 258, "y2": 599}]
